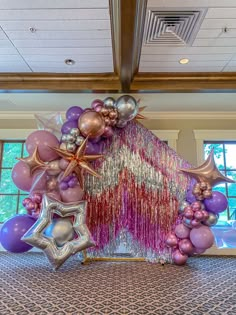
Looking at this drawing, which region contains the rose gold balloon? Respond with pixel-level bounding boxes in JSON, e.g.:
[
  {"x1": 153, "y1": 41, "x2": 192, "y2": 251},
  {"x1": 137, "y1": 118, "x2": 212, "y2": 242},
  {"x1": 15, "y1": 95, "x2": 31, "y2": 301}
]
[
  {"x1": 109, "y1": 111, "x2": 118, "y2": 119},
  {"x1": 203, "y1": 190, "x2": 212, "y2": 199},
  {"x1": 193, "y1": 188, "x2": 201, "y2": 195},
  {"x1": 200, "y1": 181, "x2": 207, "y2": 190},
  {"x1": 100, "y1": 107, "x2": 109, "y2": 116},
  {"x1": 46, "y1": 177, "x2": 58, "y2": 191},
  {"x1": 47, "y1": 159, "x2": 61, "y2": 176},
  {"x1": 78, "y1": 111, "x2": 105, "y2": 138},
  {"x1": 104, "y1": 117, "x2": 111, "y2": 126},
  {"x1": 110, "y1": 119, "x2": 117, "y2": 126}
]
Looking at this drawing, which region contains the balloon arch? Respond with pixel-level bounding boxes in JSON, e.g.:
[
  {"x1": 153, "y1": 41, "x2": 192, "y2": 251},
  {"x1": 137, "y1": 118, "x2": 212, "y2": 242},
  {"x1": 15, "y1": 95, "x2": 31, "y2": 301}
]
[{"x1": 0, "y1": 95, "x2": 233, "y2": 270}]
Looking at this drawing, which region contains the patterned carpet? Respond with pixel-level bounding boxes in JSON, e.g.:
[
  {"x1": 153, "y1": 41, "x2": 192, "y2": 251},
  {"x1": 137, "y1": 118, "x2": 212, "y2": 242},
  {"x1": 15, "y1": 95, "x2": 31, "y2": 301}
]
[{"x1": 0, "y1": 253, "x2": 236, "y2": 315}]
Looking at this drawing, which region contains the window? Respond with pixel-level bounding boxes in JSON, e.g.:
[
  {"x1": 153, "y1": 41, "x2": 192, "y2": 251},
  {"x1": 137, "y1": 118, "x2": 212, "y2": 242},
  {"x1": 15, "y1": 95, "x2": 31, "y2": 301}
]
[
  {"x1": 204, "y1": 141, "x2": 236, "y2": 223},
  {"x1": 151, "y1": 130, "x2": 179, "y2": 151},
  {"x1": 0, "y1": 141, "x2": 28, "y2": 223}
]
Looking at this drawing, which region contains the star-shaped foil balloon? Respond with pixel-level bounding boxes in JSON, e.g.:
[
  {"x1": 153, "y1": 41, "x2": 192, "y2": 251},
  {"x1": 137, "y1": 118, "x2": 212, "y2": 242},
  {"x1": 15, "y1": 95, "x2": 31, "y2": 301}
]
[
  {"x1": 21, "y1": 194, "x2": 95, "y2": 270},
  {"x1": 135, "y1": 105, "x2": 147, "y2": 120},
  {"x1": 17, "y1": 146, "x2": 47, "y2": 175},
  {"x1": 180, "y1": 148, "x2": 235, "y2": 187},
  {"x1": 50, "y1": 136, "x2": 103, "y2": 190}
]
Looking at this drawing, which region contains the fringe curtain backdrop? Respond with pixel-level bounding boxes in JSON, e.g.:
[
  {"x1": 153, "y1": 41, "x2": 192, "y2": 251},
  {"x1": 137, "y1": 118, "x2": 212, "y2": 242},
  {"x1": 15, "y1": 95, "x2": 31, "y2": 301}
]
[{"x1": 85, "y1": 122, "x2": 191, "y2": 261}]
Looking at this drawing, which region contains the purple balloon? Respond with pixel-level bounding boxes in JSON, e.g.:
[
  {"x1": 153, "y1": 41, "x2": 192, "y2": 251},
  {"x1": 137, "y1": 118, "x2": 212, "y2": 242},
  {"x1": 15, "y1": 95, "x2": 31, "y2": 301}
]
[
  {"x1": 90, "y1": 136, "x2": 101, "y2": 144},
  {"x1": 204, "y1": 191, "x2": 228, "y2": 214},
  {"x1": 26, "y1": 130, "x2": 59, "y2": 162},
  {"x1": 59, "y1": 181, "x2": 69, "y2": 190},
  {"x1": 12, "y1": 161, "x2": 33, "y2": 192},
  {"x1": 0, "y1": 215, "x2": 36, "y2": 253},
  {"x1": 68, "y1": 177, "x2": 78, "y2": 188},
  {"x1": 85, "y1": 141, "x2": 101, "y2": 155},
  {"x1": 91, "y1": 99, "x2": 104, "y2": 110},
  {"x1": 61, "y1": 120, "x2": 78, "y2": 134},
  {"x1": 190, "y1": 225, "x2": 214, "y2": 249},
  {"x1": 175, "y1": 223, "x2": 190, "y2": 239},
  {"x1": 186, "y1": 189, "x2": 196, "y2": 203},
  {"x1": 66, "y1": 106, "x2": 84, "y2": 121}
]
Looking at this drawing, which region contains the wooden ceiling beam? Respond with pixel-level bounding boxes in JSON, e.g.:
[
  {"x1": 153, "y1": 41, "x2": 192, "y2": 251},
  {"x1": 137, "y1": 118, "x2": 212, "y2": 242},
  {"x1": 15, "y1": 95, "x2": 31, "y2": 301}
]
[
  {"x1": 110, "y1": 0, "x2": 147, "y2": 92},
  {"x1": 0, "y1": 73, "x2": 121, "y2": 91},
  {"x1": 131, "y1": 72, "x2": 236, "y2": 92}
]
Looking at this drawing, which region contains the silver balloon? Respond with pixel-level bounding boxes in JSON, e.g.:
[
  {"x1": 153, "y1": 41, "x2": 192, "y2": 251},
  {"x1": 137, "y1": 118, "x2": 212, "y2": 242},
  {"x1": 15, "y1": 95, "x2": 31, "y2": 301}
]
[
  {"x1": 66, "y1": 134, "x2": 76, "y2": 144},
  {"x1": 22, "y1": 194, "x2": 95, "y2": 270},
  {"x1": 178, "y1": 200, "x2": 190, "y2": 214},
  {"x1": 75, "y1": 136, "x2": 85, "y2": 146},
  {"x1": 44, "y1": 218, "x2": 74, "y2": 247},
  {"x1": 61, "y1": 134, "x2": 68, "y2": 142},
  {"x1": 70, "y1": 128, "x2": 80, "y2": 137},
  {"x1": 204, "y1": 212, "x2": 218, "y2": 226},
  {"x1": 115, "y1": 95, "x2": 138, "y2": 122},
  {"x1": 116, "y1": 120, "x2": 127, "y2": 129},
  {"x1": 103, "y1": 97, "x2": 115, "y2": 109},
  {"x1": 67, "y1": 143, "x2": 77, "y2": 152}
]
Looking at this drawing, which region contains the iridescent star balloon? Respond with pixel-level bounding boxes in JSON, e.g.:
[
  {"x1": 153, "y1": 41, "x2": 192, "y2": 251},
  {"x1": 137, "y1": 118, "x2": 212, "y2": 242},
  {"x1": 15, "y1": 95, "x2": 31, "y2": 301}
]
[
  {"x1": 21, "y1": 194, "x2": 95, "y2": 270},
  {"x1": 180, "y1": 149, "x2": 235, "y2": 187}
]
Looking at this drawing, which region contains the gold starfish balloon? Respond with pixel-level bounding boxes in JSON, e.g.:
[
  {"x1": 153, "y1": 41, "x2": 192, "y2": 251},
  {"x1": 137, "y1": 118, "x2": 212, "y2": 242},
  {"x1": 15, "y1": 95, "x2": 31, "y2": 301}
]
[
  {"x1": 17, "y1": 146, "x2": 47, "y2": 175},
  {"x1": 50, "y1": 136, "x2": 103, "y2": 190},
  {"x1": 179, "y1": 148, "x2": 235, "y2": 187},
  {"x1": 135, "y1": 106, "x2": 147, "y2": 120}
]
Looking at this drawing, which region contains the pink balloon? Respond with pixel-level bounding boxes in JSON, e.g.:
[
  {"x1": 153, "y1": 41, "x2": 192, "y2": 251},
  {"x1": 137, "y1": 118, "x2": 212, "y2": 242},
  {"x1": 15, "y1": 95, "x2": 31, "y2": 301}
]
[
  {"x1": 103, "y1": 126, "x2": 114, "y2": 138},
  {"x1": 31, "y1": 171, "x2": 47, "y2": 192},
  {"x1": 191, "y1": 219, "x2": 201, "y2": 227},
  {"x1": 184, "y1": 207, "x2": 194, "y2": 219},
  {"x1": 193, "y1": 247, "x2": 206, "y2": 255},
  {"x1": 165, "y1": 233, "x2": 178, "y2": 248},
  {"x1": 91, "y1": 99, "x2": 104, "y2": 109},
  {"x1": 60, "y1": 185, "x2": 84, "y2": 203},
  {"x1": 175, "y1": 223, "x2": 190, "y2": 239},
  {"x1": 194, "y1": 210, "x2": 204, "y2": 221},
  {"x1": 26, "y1": 130, "x2": 59, "y2": 162},
  {"x1": 191, "y1": 201, "x2": 202, "y2": 212},
  {"x1": 12, "y1": 161, "x2": 33, "y2": 192},
  {"x1": 172, "y1": 249, "x2": 188, "y2": 265},
  {"x1": 48, "y1": 191, "x2": 61, "y2": 201},
  {"x1": 190, "y1": 225, "x2": 214, "y2": 249},
  {"x1": 179, "y1": 239, "x2": 194, "y2": 255}
]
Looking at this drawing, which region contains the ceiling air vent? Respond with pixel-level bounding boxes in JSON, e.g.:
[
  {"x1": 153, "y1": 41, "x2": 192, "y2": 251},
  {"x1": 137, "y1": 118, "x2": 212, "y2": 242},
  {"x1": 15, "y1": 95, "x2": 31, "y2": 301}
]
[{"x1": 144, "y1": 8, "x2": 207, "y2": 46}]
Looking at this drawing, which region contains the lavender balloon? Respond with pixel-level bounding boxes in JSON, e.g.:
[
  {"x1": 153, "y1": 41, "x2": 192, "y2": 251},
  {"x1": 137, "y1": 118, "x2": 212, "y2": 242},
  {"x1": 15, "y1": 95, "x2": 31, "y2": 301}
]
[
  {"x1": 12, "y1": 161, "x2": 33, "y2": 192},
  {"x1": 175, "y1": 223, "x2": 190, "y2": 239},
  {"x1": 60, "y1": 185, "x2": 84, "y2": 203},
  {"x1": 186, "y1": 189, "x2": 196, "y2": 203},
  {"x1": 66, "y1": 106, "x2": 84, "y2": 121},
  {"x1": 204, "y1": 191, "x2": 228, "y2": 214},
  {"x1": 190, "y1": 225, "x2": 214, "y2": 249},
  {"x1": 26, "y1": 130, "x2": 59, "y2": 162},
  {"x1": 0, "y1": 215, "x2": 36, "y2": 253}
]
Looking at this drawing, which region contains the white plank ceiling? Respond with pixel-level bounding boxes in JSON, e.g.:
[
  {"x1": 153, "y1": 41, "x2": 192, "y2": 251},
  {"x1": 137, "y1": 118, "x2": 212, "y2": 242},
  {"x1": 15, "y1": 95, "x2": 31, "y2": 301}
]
[
  {"x1": 140, "y1": 0, "x2": 236, "y2": 72},
  {"x1": 0, "y1": 0, "x2": 113, "y2": 73}
]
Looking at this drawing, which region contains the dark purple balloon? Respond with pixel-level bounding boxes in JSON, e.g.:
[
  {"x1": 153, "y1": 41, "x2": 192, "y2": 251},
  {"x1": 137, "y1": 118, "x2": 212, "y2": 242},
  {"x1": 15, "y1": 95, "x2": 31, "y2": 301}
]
[
  {"x1": 85, "y1": 141, "x2": 101, "y2": 155},
  {"x1": 59, "y1": 181, "x2": 69, "y2": 190},
  {"x1": 66, "y1": 106, "x2": 84, "y2": 121},
  {"x1": 61, "y1": 120, "x2": 78, "y2": 134},
  {"x1": 68, "y1": 176, "x2": 78, "y2": 188},
  {"x1": 204, "y1": 191, "x2": 228, "y2": 214},
  {"x1": 186, "y1": 189, "x2": 197, "y2": 203},
  {"x1": 0, "y1": 215, "x2": 36, "y2": 253}
]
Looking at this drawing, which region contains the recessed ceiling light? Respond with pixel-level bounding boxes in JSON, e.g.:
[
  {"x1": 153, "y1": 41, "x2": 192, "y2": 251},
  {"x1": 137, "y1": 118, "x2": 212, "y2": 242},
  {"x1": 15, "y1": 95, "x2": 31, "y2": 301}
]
[
  {"x1": 65, "y1": 59, "x2": 75, "y2": 65},
  {"x1": 29, "y1": 27, "x2": 37, "y2": 33},
  {"x1": 179, "y1": 58, "x2": 189, "y2": 64}
]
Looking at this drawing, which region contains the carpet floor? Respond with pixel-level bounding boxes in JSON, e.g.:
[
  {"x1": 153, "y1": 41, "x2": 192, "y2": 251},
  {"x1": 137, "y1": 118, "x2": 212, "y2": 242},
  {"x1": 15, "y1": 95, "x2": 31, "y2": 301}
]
[{"x1": 0, "y1": 253, "x2": 235, "y2": 315}]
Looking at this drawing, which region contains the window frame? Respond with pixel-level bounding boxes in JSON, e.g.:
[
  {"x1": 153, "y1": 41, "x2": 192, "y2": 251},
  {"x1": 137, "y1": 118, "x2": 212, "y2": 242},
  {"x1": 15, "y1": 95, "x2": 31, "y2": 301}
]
[{"x1": 151, "y1": 130, "x2": 179, "y2": 151}]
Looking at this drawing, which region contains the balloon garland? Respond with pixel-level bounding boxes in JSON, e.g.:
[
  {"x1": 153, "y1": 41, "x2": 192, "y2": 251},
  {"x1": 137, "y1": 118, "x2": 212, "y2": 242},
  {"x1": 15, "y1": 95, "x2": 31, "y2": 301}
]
[
  {"x1": 0, "y1": 94, "x2": 234, "y2": 269},
  {"x1": 166, "y1": 149, "x2": 234, "y2": 265},
  {"x1": 0, "y1": 95, "x2": 145, "y2": 270}
]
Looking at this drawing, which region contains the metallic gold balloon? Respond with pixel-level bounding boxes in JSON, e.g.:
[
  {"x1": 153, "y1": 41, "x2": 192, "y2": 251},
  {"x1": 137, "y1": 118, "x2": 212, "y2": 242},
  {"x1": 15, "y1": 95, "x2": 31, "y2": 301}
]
[
  {"x1": 22, "y1": 194, "x2": 95, "y2": 270},
  {"x1": 204, "y1": 212, "x2": 218, "y2": 226},
  {"x1": 180, "y1": 149, "x2": 235, "y2": 187},
  {"x1": 78, "y1": 111, "x2": 105, "y2": 138}
]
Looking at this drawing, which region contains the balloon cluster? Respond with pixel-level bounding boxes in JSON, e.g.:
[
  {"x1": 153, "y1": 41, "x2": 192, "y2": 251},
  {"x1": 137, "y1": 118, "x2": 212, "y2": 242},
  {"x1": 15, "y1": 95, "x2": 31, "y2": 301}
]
[
  {"x1": 0, "y1": 95, "x2": 143, "y2": 263},
  {"x1": 22, "y1": 193, "x2": 42, "y2": 218},
  {"x1": 167, "y1": 149, "x2": 233, "y2": 265},
  {"x1": 192, "y1": 181, "x2": 212, "y2": 200}
]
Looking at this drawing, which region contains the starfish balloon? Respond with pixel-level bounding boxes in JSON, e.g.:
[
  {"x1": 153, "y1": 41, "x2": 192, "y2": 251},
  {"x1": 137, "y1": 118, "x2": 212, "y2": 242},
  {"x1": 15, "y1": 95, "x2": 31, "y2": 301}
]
[
  {"x1": 17, "y1": 146, "x2": 47, "y2": 175},
  {"x1": 21, "y1": 194, "x2": 95, "y2": 270},
  {"x1": 50, "y1": 136, "x2": 103, "y2": 190},
  {"x1": 135, "y1": 106, "x2": 147, "y2": 120},
  {"x1": 180, "y1": 149, "x2": 235, "y2": 187}
]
